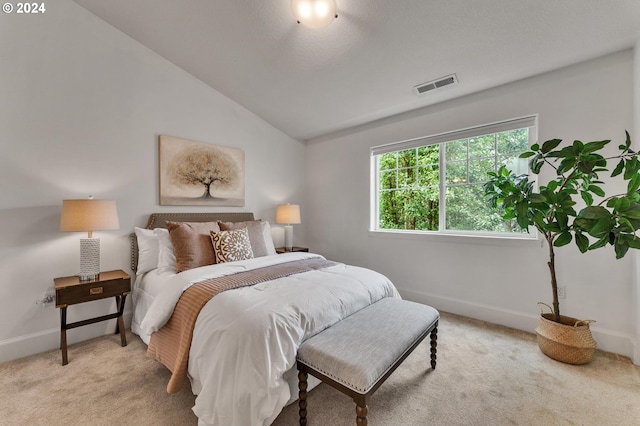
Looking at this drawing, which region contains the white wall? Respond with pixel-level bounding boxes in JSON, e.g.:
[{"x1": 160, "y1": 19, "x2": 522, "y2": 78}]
[
  {"x1": 0, "y1": 0, "x2": 306, "y2": 362},
  {"x1": 306, "y1": 50, "x2": 638, "y2": 360},
  {"x1": 633, "y1": 40, "x2": 640, "y2": 365}
]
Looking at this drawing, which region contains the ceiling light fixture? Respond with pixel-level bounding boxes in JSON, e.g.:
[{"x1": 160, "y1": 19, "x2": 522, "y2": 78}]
[{"x1": 292, "y1": 0, "x2": 338, "y2": 29}]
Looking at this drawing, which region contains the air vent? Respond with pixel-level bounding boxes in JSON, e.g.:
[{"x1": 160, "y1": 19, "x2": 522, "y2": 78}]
[{"x1": 414, "y1": 74, "x2": 458, "y2": 95}]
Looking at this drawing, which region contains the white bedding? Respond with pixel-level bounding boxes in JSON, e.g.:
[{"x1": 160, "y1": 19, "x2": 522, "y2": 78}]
[
  {"x1": 135, "y1": 252, "x2": 399, "y2": 426},
  {"x1": 131, "y1": 269, "x2": 175, "y2": 344}
]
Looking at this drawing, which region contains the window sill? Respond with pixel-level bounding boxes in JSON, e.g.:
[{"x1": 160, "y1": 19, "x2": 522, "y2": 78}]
[{"x1": 368, "y1": 229, "x2": 543, "y2": 248}]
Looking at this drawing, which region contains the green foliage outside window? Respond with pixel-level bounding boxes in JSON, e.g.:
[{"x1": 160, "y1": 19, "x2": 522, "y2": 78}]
[{"x1": 377, "y1": 128, "x2": 530, "y2": 233}]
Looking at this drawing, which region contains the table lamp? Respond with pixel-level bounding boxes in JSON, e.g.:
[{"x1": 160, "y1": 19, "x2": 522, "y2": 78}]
[
  {"x1": 60, "y1": 197, "x2": 120, "y2": 281},
  {"x1": 276, "y1": 203, "x2": 301, "y2": 251}
]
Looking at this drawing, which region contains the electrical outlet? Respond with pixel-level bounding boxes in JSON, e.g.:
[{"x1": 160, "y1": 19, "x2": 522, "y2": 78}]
[
  {"x1": 558, "y1": 286, "x2": 566, "y2": 299},
  {"x1": 38, "y1": 290, "x2": 56, "y2": 307}
]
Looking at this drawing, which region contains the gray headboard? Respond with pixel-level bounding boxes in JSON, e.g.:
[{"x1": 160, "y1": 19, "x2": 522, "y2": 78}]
[{"x1": 130, "y1": 212, "x2": 256, "y2": 272}]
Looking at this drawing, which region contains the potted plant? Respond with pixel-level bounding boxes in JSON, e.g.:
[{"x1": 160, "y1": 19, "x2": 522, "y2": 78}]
[{"x1": 484, "y1": 131, "x2": 640, "y2": 364}]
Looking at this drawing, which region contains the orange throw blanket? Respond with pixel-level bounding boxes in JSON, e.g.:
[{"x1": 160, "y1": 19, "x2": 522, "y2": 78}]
[{"x1": 147, "y1": 257, "x2": 337, "y2": 393}]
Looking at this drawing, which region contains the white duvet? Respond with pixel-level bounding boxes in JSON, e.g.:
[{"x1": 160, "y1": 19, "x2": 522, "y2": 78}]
[{"x1": 140, "y1": 252, "x2": 399, "y2": 426}]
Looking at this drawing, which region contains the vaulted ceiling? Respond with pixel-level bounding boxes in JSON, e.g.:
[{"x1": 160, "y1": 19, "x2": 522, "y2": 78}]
[{"x1": 73, "y1": 0, "x2": 640, "y2": 141}]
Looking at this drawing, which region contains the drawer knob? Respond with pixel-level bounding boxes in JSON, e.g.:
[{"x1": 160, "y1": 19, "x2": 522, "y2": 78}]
[{"x1": 89, "y1": 287, "x2": 103, "y2": 295}]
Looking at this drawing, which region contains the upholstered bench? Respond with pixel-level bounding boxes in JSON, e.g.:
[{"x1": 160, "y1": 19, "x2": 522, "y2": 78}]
[{"x1": 296, "y1": 297, "x2": 439, "y2": 426}]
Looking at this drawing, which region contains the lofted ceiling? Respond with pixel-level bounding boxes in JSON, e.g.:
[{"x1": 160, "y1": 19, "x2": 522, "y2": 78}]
[{"x1": 73, "y1": 0, "x2": 640, "y2": 141}]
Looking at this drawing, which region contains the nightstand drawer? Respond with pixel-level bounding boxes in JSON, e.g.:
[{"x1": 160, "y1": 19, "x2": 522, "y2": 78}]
[{"x1": 55, "y1": 270, "x2": 130, "y2": 307}]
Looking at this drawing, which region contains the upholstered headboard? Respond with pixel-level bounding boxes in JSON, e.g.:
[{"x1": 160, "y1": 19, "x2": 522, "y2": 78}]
[{"x1": 130, "y1": 212, "x2": 255, "y2": 272}]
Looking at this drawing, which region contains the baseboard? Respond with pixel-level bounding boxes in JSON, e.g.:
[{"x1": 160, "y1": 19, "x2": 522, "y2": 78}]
[
  {"x1": 5, "y1": 298, "x2": 638, "y2": 366},
  {"x1": 0, "y1": 311, "x2": 133, "y2": 364},
  {"x1": 399, "y1": 288, "x2": 639, "y2": 365}
]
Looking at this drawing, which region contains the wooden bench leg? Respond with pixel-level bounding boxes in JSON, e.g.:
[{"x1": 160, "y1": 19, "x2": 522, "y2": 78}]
[
  {"x1": 298, "y1": 370, "x2": 308, "y2": 426},
  {"x1": 430, "y1": 321, "x2": 438, "y2": 369},
  {"x1": 355, "y1": 402, "x2": 368, "y2": 426}
]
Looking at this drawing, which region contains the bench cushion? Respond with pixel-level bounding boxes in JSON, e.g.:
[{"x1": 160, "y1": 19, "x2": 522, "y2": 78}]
[{"x1": 297, "y1": 297, "x2": 439, "y2": 394}]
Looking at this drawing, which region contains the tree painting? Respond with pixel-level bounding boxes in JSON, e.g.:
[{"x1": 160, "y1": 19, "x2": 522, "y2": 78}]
[
  {"x1": 159, "y1": 135, "x2": 245, "y2": 206},
  {"x1": 169, "y1": 146, "x2": 239, "y2": 198}
]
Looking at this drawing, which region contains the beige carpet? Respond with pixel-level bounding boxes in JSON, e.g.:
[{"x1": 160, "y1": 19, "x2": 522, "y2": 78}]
[{"x1": 1, "y1": 312, "x2": 639, "y2": 426}]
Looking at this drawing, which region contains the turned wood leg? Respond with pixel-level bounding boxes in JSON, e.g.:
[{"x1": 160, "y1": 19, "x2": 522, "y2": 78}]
[
  {"x1": 298, "y1": 370, "x2": 308, "y2": 426},
  {"x1": 430, "y1": 321, "x2": 438, "y2": 370},
  {"x1": 355, "y1": 403, "x2": 368, "y2": 426}
]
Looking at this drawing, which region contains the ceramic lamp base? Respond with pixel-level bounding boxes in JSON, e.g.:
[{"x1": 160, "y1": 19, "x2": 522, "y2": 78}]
[
  {"x1": 284, "y1": 225, "x2": 293, "y2": 250},
  {"x1": 79, "y1": 237, "x2": 100, "y2": 281}
]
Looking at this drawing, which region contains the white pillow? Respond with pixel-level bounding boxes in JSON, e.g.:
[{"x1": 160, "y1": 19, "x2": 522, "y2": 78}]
[
  {"x1": 261, "y1": 221, "x2": 277, "y2": 255},
  {"x1": 134, "y1": 227, "x2": 159, "y2": 275},
  {"x1": 154, "y1": 228, "x2": 176, "y2": 273}
]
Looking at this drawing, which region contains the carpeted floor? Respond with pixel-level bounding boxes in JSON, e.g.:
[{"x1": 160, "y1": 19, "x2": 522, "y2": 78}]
[{"x1": 1, "y1": 312, "x2": 639, "y2": 425}]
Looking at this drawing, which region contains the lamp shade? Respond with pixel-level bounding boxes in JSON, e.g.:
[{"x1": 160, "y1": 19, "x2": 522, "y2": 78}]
[
  {"x1": 276, "y1": 204, "x2": 301, "y2": 225},
  {"x1": 291, "y1": 0, "x2": 337, "y2": 29},
  {"x1": 60, "y1": 199, "x2": 120, "y2": 233}
]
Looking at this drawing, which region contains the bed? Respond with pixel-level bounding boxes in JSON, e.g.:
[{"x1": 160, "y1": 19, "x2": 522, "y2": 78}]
[{"x1": 130, "y1": 212, "x2": 400, "y2": 426}]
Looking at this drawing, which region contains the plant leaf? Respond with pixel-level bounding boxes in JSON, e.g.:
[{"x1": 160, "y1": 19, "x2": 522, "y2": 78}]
[
  {"x1": 557, "y1": 158, "x2": 577, "y2": 175},
  {"x1": 545, "y1": 180, "x2": 559, "y2": 192},
  {"x1": 516, "y1": 200, "x2": 529, "y2": 229},
  {"x1": 588, "y1": 235, "x2": 609, "y2": 250},
  {"x1": 588, "y1": 185, "x2": 605, "y2": 197},
  {"x1": 541, "y1": 139, "x2": 562, "y2": 153},
  {"x1": 573, "y1": 140, "x2": 584, "y2": 152},
  {"x1": 530, "y1": 158, "x2": 544, "y2": 174},
  {"x1": 583, "y1": 140, "x2": 610, "y2": 153},
  {"x1": 618, "y1": 217, "x2": 635, "y2": 232},
  {"x1": 624, "y1": 157, "x2": 639, "y2": 180},
  {"x1": 529, "y1": 193, "x2": 547, "y2": 204},
  {"x1": 622, "y1": 234, "x2": 640, "y2": 249},
  {"x1": 615, "y1": 241, "x2": 629, "y2": 259},
  {"x1": 611, "y1": 159, "x2": 625, "y2": 177},
  {"x1": 614, "y1": 197, "x2": 631, "y2": 212},
  {"x1": 575, "y1": 232, "x2": 589, "y2": 253},
  {"x1": 580, "y1": 191, "x2": 593, "y2": 206},
  {"x1": 619, "y1": 203, "x2": 640, "y2": 220},
  {"x1": 578, "y1": 206, "x2": 611, "y2": 220},
  {"x1": 587, "y1": 217, "x2": 614, "y2": 238},
  {"x1": 554, "y1": 232, "x2": 572, "y2": 247},
  {"x1": 577, "y1": 161, "x2": 594, "y2": 174},
  {"x1": 627, "y1": 173, "x2": 640, "y2": 194}
]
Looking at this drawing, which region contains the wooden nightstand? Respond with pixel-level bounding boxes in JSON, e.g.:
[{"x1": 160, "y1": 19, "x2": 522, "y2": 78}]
[
  {"x1": 54, "y1": 269, "x2": 131, "y2": 365},
  {"x1": 275, "y1": 246, "x2": 309, "y2": 254}
]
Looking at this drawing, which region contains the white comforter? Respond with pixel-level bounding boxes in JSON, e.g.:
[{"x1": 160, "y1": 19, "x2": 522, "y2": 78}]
[{"x1": 140, "y1": 252, "x2": 399, "y2": 426}]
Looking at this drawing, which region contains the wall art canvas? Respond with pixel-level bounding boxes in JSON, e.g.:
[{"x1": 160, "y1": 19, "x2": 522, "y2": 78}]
[{"x1": 159, "y1": 135, "x2": 245, "y2": 206}]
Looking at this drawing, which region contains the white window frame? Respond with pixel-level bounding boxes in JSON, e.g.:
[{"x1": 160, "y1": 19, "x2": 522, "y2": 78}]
[{"x1": 370, "y1": 115, "x2": 538, "y2": 240}]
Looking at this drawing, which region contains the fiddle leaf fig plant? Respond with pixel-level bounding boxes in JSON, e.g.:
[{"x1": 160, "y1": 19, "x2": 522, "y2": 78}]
[{"x1": 484, "y1": 131, "x2": 640, "y2": 323}]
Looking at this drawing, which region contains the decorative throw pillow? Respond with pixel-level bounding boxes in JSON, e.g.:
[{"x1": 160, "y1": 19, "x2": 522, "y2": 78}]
[
  {"x1": 154, "y1": 228, "x2": 176, "y2": 273},
  {"x1": 134, "y1": 227, "x2": 159, "y2": 275},
  {"x1": 210, "y1": 228, "x2": 254, "y2": 263},
  {"x1": 218, "y1": 220, "x2": 276, "y2": 257},
  {"x1": 166, "y1": 221, "x2": 221, "y2": 273}
]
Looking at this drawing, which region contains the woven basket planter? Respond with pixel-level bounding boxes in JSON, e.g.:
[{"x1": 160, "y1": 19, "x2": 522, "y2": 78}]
[{"x1": 535, "y1": 304, "x2": 596, "y2": 365}]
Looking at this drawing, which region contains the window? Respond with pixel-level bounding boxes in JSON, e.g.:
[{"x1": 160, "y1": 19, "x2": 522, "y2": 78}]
[{"x1": 371, "y1": 116, "x2": 537, "y2": 235}]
